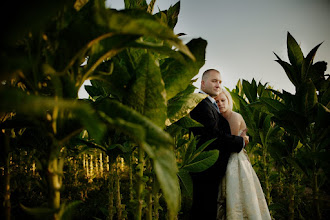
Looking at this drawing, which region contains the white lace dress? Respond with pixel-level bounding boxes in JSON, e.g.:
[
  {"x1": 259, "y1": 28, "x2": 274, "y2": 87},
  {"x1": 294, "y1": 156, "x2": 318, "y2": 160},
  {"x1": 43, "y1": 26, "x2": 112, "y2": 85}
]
[{"x1": 217, "y1": 132, "x2": 271, "y2": 220}]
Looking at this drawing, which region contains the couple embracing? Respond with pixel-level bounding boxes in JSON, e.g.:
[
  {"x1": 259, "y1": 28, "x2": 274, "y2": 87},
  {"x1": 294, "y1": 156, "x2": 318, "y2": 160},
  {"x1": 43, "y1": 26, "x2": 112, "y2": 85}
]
[{"x1": 189, "y1": 69, "x2": 271, "y2": 220}]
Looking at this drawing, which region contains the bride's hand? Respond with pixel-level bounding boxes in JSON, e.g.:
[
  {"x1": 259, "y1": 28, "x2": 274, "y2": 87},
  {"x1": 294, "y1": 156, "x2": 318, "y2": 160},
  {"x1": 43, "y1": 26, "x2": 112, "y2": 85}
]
[
  {"x1": 243, "y1": 135, "x2": 249, "y2": 146},
  {"x1": 240, "y1": 128, "x2": 249, "y2": 146},
  {"x1": 240, "y1": 128, "x2": 248, "y2": 137}
]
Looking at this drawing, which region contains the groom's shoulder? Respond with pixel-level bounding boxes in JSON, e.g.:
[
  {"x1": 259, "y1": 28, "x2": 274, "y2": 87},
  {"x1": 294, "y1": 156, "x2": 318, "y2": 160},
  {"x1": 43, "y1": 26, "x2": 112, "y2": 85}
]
[
  {"x1": 194, "y1": 97, "x2": 209, "y2": 107},
  {"x1": 191, "y1": 97, "x2": 210, "y2": 114}
]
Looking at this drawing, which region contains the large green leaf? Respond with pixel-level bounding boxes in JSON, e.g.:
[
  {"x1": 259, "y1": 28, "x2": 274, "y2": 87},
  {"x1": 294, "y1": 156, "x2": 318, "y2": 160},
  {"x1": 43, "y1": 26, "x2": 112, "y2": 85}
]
[
  {"x1": 166, "y1": 93, "x2": 207, "y2": 126},
  {"x1": 296, "y1": 80, "x2": 317, "y2": 117},
  {"x1": 124, "y1": 0, "x2": 148, "y2": 10},
  {"x1": 242, "y1": 79, "x2": 258, "y2": 103},
  {"x1": 260, "y1": 97, "x2": 287, "y2": 112},
  {"x1": 315, "y1": 103, "x2": 330, "y2": 131},
  {"x1": 182, "y1": 150, "x2": 219, "y2": 173},
  {"x1": 154, "y1": 1, "x2": 180, "y2": 29},
  {"x1": 287, "y1": 32, "x2": 304, "y2": 75},
  {"x1": 98, "y1": 111, "x2": 146, "y2": 144},
  {"x1": 161, "y1": 38, "x2": 207, "y2": 101},
  {"x1": 153, "y1": 146, "x2": 180, "y2": 214},
  {"x1": 177, "y1": 169, "x2": 193, "y2": 197},
  {"x1": 308, "y1": 61, "x2": 328, "y2": 92},
  {"x1": 272, "y1": 110, "x2": 308, "y2": 139},
  {"x1": 302, "y1": 42, "x2": 322, "y2": 81},
  {"x1": 274, "y1": 52, "x2": 298, "y2": 87},
  {"x1": 83, "y1": 34, "x2": 139, "y2": 82},
  {"x1": 94, "y1": 98, "x2": 172, "y2": 147},
  {"x1": 166, "y1": 1, "x2": 180, "y2": 29},
  {"x1": 95, "y1": 3, "x2": 194, "y2": 60},
  {"x1": 0, "y1": 88, "x2": 105, "y2": 142},
  {"x1": 126, "y1": 53, "x2": 167, "y2": 128},
  {"x1": 127, "y1": 40, "x2": 187, "y2": 64},
  {"x1": 20, "y1": 204, "x2": 56, "y2": 220},
  {"x1": 98, "y1": 52, "x2": 134, "y2": 101}
]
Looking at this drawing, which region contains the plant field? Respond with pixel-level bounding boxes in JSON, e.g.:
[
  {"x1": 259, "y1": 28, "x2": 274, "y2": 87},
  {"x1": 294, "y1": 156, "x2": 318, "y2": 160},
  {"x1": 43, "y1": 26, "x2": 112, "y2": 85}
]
[{"x1": 0, "y1": 1, "x2": 329, "y2": 219}]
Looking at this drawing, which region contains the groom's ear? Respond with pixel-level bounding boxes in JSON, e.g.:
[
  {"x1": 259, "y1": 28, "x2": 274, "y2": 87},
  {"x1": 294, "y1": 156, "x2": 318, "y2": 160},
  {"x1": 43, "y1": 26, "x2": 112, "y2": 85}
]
[{"x1": 201, "y1": 80, "x2": 205, "y2": 89}]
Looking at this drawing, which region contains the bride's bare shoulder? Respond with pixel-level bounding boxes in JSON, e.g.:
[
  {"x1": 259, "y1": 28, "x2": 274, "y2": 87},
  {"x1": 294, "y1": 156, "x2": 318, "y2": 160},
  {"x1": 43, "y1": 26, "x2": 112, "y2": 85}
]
[{"x1": 232, "y1": 112, "x2": 243, "y2": 120}]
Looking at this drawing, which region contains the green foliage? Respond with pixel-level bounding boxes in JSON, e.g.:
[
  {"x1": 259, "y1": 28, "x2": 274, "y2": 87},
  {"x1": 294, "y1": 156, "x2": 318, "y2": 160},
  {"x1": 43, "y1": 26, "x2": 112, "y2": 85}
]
[
  {"x1": 265, "y1": 32, "x2": 329, "y2": 219},
  {"x1": 0, "y1": 0, "x2": 208, "y2": 219}
]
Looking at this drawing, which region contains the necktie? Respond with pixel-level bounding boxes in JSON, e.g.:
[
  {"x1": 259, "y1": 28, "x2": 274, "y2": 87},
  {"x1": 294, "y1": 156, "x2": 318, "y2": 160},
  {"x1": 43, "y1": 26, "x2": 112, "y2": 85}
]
[{"x1": 213, "y1": 102, "x2": 220, "y2": 113}]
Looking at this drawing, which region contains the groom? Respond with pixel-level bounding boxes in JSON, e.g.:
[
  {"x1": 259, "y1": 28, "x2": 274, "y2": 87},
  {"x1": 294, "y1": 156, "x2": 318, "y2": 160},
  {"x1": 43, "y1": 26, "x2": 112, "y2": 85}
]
[{"x1": 189, "y1": 69, "x2": 246, "y2": 219}]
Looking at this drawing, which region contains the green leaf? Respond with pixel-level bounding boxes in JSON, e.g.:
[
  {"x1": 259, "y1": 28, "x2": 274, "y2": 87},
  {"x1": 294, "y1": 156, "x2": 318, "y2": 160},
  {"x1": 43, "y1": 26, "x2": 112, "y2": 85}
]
[
  {"x1": 100, "y1": 53, "x2": 133, "y2": 101},
  {"x1": 0, "y1": 88, "x2": 106, "y2": 142},
  {"x1": 98, "y1": 8, "x2": 194, "y2": 60},
  {"x1": 308, "y1": 61, "x2": 328, "y2": 91},
  {"x1": 315, "y1": 103, "x2": 330, "y2": 131},
  {"x1": 95, "y1": 98, "x2": 172, "y2": 147},
  {"x1": 287, "y1": 32, "x2": 304, "y2": 73},
  {"x1": 182, "y1": 136, "x2": 197, "y2": 164},
  {"x1": 84, "y1": 34, "x2": 139, "y2": 81},
  {"x1": 161, "y1": 38, "x2": 207, "y2": 101},
  {"x1": 124, "y1": 0, "x2": 148, "y2": 10},
  {"x1": 166, "y1": 1, "x2": 180, "y2": 29},
  {"x1": 58, "y1": 201, "x2": 82, "y2": 220},
  {"x1": 296, "y1": 80, "x2": 318, "y2": 117},
  {"x1": 126, "y1": 53, "x2": 167, "y2": 128},
  {"x1": 177, "y1": 169, "x2": 193, "y2": 197},
  {"x1": 182, "y1": 150, "x2": 219, "y2": 173},
  {"x1": 272, "y1": 110, "x2": 308, "y2": 139},
  {"x1": 242, "y1": 79, "x2": 257, "y2": 103},
  {"x1": 274, "y1": 52, "x2": 298, "y2": 87},
  {"x1": 153, "y1": 146, "x2": 180, "y2": 214},
  {"x1": 98, "y1": 112, "x2": 146, "y2": 144},
  {"x1": 187, "y1": 138, "x2": 217, "y2": 164},
  {"x1": 302, "y1": 42, "x2": 322, "y2": 81},
  {"x1": 167, "y1": 93, "x2": 207, "y2": 126},
  {"x1": 260, "y1": 97, "x2": 286, "y2": 112},
  {"x1": 20, "y1": 204, "x2": 56, "y2": 220},
  {"x1": 128, "y1": 40, "x2": 187, "y2": 64}
]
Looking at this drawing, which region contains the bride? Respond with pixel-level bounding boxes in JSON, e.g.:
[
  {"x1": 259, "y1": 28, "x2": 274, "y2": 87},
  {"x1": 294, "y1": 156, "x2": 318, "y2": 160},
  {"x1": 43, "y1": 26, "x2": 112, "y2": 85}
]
[{"x1": 215, "y1": 89, "x2": 271, "y2": 220}]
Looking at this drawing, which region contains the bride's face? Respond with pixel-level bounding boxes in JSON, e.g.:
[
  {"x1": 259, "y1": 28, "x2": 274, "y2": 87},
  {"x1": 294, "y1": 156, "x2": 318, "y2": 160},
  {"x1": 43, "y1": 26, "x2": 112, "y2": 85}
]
[{"x1": 216, "y1": 93, "x2": 229, "y2": 113}]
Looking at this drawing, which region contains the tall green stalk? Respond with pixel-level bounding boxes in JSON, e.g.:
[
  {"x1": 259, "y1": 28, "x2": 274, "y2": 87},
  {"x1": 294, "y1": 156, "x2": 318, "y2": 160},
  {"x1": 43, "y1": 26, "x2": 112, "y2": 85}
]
[
  {"x1": 136, "y1": 147, "x2": 145, "y2": 220},
  {"x1": 115, "y1": 157, "x2": 123, "y2": 220},
  {"x1": 129, "y1": 154, "x2": 134, "y2": 202},
  {"x1": 146, "y1": 160, "x2": 153, "y2": 220},
  {"x1": 47, "y1": 151, "x2": 64, "y2": 220},
  {"x1": 108, "y1": 161, "x2": 114, "y2": 220},
  {"x1": 152, "y1": 177, "x2": 161, "y2": 220}
]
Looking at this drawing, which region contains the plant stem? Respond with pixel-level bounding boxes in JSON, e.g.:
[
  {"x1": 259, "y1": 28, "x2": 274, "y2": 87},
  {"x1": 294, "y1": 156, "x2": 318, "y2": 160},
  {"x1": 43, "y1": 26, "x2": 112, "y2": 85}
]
[
  {"x1": 136, "y1": 147, "x2": 145, "y2": 220},
  {"x1": 108, "y1": 161, "x2": 114, "y2": 220},
  {"x1": 47, "y1": 155, "x2": 64, "y2": 220},
  {"x1": 129, "y1": 154, "x2": 134, "y2": 202},
  {"x1": 146, "y1": 160, "x2": 153, "y2": 220},
  {"x1": 115, "y1": 157, "x2": 123, "y2": 220}
]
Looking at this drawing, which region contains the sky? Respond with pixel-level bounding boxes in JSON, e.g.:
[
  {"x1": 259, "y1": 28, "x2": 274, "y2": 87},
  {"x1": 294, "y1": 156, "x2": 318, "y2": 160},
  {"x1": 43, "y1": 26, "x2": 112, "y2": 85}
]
[{"x1": 79, "y1": 0, "x2": 330, "y2": 97}]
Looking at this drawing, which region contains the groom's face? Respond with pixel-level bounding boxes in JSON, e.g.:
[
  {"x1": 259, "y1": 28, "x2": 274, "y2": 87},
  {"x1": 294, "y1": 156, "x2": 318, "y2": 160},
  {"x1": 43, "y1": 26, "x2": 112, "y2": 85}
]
[{"x1": 201, "y1": 71, "x2": 222, "y2": 98}]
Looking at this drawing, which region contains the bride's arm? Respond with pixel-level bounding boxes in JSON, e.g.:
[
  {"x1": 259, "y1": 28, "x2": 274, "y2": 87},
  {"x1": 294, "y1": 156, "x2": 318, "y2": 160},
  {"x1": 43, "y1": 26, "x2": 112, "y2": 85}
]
[{"x1": 239, "y1": 114, "x2": 249, "y2": 146}]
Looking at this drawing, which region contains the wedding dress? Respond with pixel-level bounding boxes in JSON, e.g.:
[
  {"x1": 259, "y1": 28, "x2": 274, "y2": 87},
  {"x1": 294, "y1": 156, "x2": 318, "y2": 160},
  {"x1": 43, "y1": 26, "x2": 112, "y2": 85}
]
[{"x1": 217, "y1": 131, "x2": 271, "y2": 220}]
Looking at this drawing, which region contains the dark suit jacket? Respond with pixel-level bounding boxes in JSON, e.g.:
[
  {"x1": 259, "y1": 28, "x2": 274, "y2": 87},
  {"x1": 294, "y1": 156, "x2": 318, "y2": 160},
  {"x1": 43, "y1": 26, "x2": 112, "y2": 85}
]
[
  {"x1": 190, "y1": 97, "x2": 244, "y2": 178},
  {"x1": 189, "y1": 97, "x2": 244, "y2": 219}
]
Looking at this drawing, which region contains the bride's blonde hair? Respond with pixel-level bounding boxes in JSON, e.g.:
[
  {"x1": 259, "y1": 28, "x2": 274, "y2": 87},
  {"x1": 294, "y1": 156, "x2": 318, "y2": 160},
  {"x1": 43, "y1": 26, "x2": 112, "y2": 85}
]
[{"x1": 218, "y1": 88, "x2": 233, "y2": 111}]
